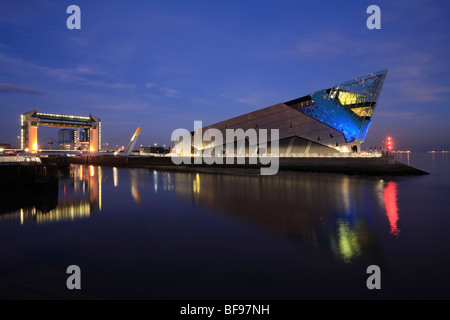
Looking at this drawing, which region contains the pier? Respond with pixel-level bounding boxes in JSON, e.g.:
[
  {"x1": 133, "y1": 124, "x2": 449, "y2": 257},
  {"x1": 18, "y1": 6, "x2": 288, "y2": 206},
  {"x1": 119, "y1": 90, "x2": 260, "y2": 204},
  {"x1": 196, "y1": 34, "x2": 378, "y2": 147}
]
[{"x1": 64, "y1": 153, "x2": 428, "y2": 176}]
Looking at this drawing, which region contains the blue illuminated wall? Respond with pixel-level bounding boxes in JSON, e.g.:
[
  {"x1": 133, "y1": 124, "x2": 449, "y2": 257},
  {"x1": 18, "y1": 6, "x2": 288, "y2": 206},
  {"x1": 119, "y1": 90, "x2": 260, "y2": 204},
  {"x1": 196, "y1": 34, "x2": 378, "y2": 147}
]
[
  {"x1": 297, "y1": 70, "x2": 387, "y2": 144},
  {"x1": 300, "y1": 90, "x2": 370, "y2": 143}
]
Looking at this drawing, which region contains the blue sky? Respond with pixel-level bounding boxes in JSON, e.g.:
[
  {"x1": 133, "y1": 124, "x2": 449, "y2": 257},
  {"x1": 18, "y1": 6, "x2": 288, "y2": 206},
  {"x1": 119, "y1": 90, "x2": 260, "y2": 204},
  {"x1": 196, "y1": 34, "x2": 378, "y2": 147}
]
[{"x1": 1, "y1": 0, "x2": 449, "y2": 151}]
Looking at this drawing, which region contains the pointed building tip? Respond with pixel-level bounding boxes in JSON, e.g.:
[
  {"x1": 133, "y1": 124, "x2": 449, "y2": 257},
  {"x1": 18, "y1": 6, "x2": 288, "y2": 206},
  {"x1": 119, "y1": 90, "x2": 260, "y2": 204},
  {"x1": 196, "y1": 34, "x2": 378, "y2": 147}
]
[{"x1": 374, "y1": 69, "x2": 388, "y2": 77}]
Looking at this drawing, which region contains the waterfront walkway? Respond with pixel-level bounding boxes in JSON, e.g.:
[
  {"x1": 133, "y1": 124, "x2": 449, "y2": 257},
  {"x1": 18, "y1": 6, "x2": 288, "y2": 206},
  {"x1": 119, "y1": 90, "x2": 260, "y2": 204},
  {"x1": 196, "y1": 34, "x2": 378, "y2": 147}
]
[{"x1": 0, "y1": 155, "x2": 42, "y2": 165}]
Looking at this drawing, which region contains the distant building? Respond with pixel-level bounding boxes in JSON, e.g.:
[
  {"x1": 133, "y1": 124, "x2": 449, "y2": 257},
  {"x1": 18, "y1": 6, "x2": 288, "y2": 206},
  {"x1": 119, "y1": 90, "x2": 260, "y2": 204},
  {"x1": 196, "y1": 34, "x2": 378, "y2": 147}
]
[
  {"x1": 79, "y1": 128, "x2": 90, "y2": 150},
  {"x1": 140, "y1": 146, "x2": 166, "y2": 155},
  {"x1": 58, "y1": 129, "x2": 77, "y2": 150},
  {"x1": 0, "y1": 143, "x2": 12, "y2": 150},
  {"x1": 21, "y1": 109, "x2": 101, "y2": 152}
]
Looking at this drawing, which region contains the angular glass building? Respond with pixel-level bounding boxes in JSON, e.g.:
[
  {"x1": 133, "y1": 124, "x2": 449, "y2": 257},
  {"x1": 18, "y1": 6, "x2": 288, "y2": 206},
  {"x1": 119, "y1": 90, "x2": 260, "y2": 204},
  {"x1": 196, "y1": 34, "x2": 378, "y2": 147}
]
[{"x1": 195, "y1": 69, "x2": 387, "y2": 155}]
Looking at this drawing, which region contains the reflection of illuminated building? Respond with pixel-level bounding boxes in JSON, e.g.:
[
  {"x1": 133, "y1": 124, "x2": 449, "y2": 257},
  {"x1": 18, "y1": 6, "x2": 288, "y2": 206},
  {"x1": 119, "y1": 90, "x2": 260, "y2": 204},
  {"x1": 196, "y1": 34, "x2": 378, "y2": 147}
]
[
  {"x1": 130, "y1": 169, "x2": 141, "y2": 204},
  {"x1": 151, "y1": 170, "x2": 174, "y2": 194},
  {"x1": 1, "y1": 165, "x2": 102, "y2": 224},
  {"x1": 193, "y1": 173, "x2": 200, "y2": 194},
  {"x1": 114, "y1": 168, "x2": 175, "y2": 205},
  {"x1": 174, "y1": 172, "x2": 382, "y2": 263},
  {"x1": 376, "y1": 179, "x2": 401, "y2": 237},
  {"x1": 87, "y1": 165, "x2": 102, "y2": 211},
  {"x1": 15, "y1": 200, "x2": 91, "y2": 224},
  {"x1": 384, "y1": 181, "x2": 400, "y2": 237},
  {"x1": 336, "y1": 220, "x2": 361, "y2": 263},
  {"x1": 113, "y1": 167, "x2": 119, "y2": 187}
]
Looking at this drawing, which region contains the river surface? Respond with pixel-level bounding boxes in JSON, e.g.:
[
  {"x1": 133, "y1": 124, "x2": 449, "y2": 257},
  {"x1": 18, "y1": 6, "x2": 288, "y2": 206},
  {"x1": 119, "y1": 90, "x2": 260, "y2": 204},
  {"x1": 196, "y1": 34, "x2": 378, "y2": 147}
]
[{"x1": 1, "y1": 153, "x2": 449, "y2": 299}]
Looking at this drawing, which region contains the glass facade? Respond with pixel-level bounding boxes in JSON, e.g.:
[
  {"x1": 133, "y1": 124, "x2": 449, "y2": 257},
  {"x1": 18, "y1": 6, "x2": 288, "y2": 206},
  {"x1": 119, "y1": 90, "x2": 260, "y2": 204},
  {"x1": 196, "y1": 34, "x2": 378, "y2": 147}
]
[{"x1": 299, "y1": 70, "x2": 387, "y2": 143}]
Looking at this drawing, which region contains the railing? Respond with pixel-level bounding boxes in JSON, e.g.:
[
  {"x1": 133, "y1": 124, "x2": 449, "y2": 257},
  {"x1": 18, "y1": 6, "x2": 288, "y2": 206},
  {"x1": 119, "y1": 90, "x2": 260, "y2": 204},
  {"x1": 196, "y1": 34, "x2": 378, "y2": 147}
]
[
  {"x1": 0, "y1": 155, "x2": 43, "y2": 165},
  {"x1": 169, "y1": 152, "x2": 383, "y2": 158}
]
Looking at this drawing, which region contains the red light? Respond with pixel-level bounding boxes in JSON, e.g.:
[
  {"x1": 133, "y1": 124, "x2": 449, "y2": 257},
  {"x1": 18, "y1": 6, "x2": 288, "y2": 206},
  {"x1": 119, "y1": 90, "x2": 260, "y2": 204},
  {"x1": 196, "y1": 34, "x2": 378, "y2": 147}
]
[
  {"x1": 385, "y1": 136, "x2": 394, "y2": 151},
  {"x1": 384, "y1": 181, "x2": 400, "y2": 237}
]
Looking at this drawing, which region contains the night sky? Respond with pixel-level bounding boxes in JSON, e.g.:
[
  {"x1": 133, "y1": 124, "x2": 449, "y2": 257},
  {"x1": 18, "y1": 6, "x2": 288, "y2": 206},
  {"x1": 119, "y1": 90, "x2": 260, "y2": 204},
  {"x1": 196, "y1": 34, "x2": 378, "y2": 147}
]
[{"x1": 1, "y1": 0, "x2": 449, "y2": 151}]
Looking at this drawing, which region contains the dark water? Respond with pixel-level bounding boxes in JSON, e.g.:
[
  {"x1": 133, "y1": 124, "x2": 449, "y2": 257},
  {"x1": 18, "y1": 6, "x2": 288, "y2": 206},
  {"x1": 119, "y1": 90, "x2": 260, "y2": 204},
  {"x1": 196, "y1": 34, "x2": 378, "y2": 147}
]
[{"x1": 1, "y1": 153, "x2": 449, "y2": 299}]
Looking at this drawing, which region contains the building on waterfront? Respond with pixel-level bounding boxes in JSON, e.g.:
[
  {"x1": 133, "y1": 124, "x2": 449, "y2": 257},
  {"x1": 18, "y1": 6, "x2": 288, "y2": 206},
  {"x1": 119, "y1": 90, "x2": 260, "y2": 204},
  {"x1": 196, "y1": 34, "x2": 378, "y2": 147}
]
[
  {"x1": 57, "y1": 129, "x2": 76, "y2": 150},
  {"x1": 177, "y1": 70, "x2": 387, "y2": 155},
  {"x1": 79, "y1": 128, "x2": 91, "y2": 151},
  {"x1": 21, "y1": 109, "x2": 101, "y2": 152}
]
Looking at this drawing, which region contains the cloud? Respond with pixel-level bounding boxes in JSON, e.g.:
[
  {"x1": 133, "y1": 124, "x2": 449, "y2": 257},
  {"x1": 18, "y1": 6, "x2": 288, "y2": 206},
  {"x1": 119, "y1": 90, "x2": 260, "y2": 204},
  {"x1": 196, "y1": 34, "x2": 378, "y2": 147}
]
[
  {"x1": 0, "y1": 83, "x2": 45, "y2": 95},
  {"x1": 145, "y1": 82, "x2": 181, "y2": 98},
  {"x1": 297, "y1": 41, "x2": 344, "y2": 57},
  {"x1": 395, "y1": 82, "x2": 450, "y2": 102},
  {"x1": 191, "y1": 97, "x2": 213, "y2": 104},
  {"x1": 0, "y1": 53, "x2": 135, "y2": 90},
  {"x1": 89, "y1": 103, "x2": 177, "y2": 114},
  {"x1": 161, "y1": 87, "x2": 181, "y2": 98},
  {"x1": 85, "y1": 81, "x2": 136, "y2": 89},
  {"x1": 376, "y1": 110, "x2": 437, "y2": 122},
  {"x1": 89, "y1": 104, "x2": 145, "y2": 111},
  {"x1": 235, "y1": 96, "x2": 259, "y2": 105},
  {"x1": 385, "y1": 52, "x2": 450, "y2": 103}
]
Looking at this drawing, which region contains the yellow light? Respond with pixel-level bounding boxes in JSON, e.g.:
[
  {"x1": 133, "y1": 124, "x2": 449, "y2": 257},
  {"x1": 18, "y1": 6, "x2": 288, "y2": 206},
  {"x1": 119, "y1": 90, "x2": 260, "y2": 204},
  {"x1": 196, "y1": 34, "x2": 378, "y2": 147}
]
[
  {"x1": 32, "y1": 142, "x2": 38, "y2": 152},
  {"x1": 193, "y1": 173, "x2": 200, "y2": 194},
  {"x1": 90, "y1": 146, "x2": 94, "y2": 152},
  {"x1": 90, "y1": 165, "x2": 94, "y2": 177},
  {"x1": 338, "y1": 91, "x2": 366, "y2": 105},
  {"x1": 337, "y1": 220, "x2": 361, "y2": 263}
]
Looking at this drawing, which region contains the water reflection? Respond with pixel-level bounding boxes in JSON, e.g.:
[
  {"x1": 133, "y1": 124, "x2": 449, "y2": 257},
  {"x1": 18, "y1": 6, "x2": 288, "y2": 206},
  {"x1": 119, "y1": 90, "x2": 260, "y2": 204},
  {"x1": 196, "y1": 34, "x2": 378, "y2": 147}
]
[
  {"x1": 130, "y1": 169, "x2": 141, "y2": 204},
  {"x1": 151, "y1": 170, "x2": 174, "y2": 193},
  {"x1": 113, "y1": 167, "x2": 119, "y2": 187},
  {"x1": 173, "y1": 171, "x2": 401, "y2": 263},
  {"x1": 0, "y1": 165, "x2": 402, "y2": 263},
  {"x1": 174, "y1": 174, "x2": 378, "y2": 262},
  {"x1": 336, "y1": 220, "x2": 361, "y2": 263},
  {"x1": 123, "y1": 168, "x2": 174, "y2": 204},
  {"x1": 384, "y1": 181, "x2": 400, "y2": 237},
  {"x1": 0, "y1": 165, "x2": 102, "y2": 224}
]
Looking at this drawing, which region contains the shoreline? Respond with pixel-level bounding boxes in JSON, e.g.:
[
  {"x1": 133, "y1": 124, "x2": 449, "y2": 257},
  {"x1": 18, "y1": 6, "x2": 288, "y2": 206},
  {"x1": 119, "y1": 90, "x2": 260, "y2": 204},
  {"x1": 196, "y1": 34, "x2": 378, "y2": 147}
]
[{"x1": 55, "y1": 154, "x2": 429, "y2": 176}]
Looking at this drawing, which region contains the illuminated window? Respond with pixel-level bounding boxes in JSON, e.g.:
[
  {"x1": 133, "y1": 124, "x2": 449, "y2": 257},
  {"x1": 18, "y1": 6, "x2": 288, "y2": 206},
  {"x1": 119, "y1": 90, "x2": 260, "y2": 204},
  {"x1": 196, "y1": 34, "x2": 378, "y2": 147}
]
[
  {"x1": 338, "y1": 91, "x2": 366, "y2": 105},
  {"x1": 351, "y1": 107, "x2": 373, "y2": 117}
]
